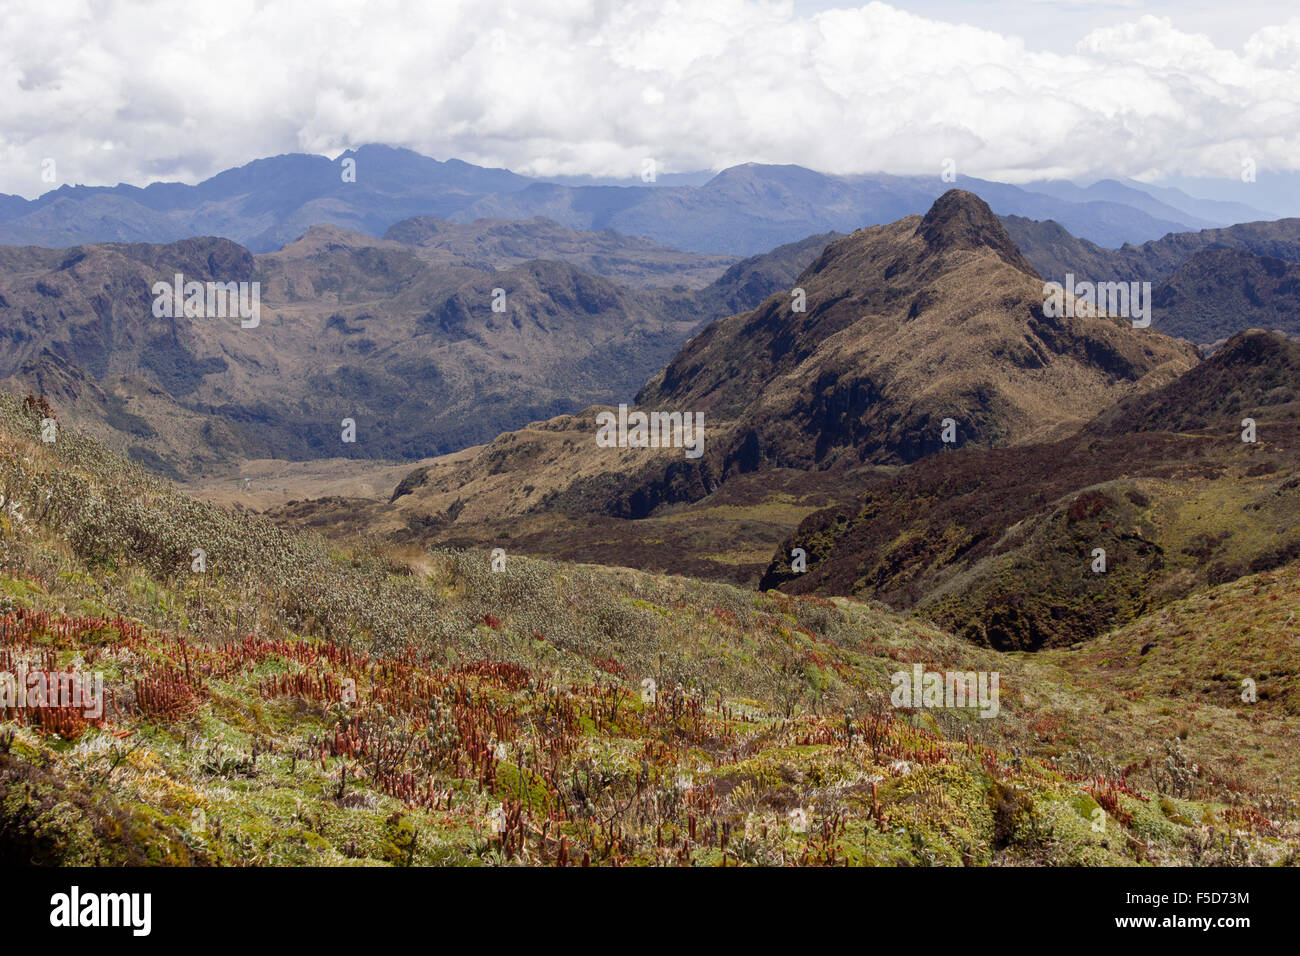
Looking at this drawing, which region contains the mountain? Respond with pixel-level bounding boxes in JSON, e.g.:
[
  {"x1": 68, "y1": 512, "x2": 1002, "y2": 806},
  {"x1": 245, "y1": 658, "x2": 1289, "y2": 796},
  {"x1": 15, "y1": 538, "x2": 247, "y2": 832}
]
[
  {"x1": 1119, "y1": 179, "x2": 1276, "y2": 227},
  {"x1": 759, "y1": 331, "x2": 1300, "y2": 650},
  {"x1": 1002, "y1": 215, "x2": 1300, "y2": 349},
  {"x1": 687, "y1": 231, "x2": 842, "y2": 317},
  {"x1": 0, "y1": 224, "x2": 833, "y2": 478},
  {"x1": 313, "y1": 192, "x2": 1198, "y2": 581},
  {"x1": 0, "y1": 349, "x2": 270, "y2": 481},
  {"x1": 0, "y1": 147, "x2": 1236, "y2": 256},
  {"x1": 1003, "y1": 214, "x2": 1300, "y2": 286},
  {"x1": 1086, "y1": 328, "x2": 1300, "y2": 436},
  {"x1": 0, "y1": 146, "x2": 533, "y2": 252},
  {"x1": 1149, "y1": 249, "x2": 1300, "y2": 349},
  {"x1": 1017, "y1": 178, "x2": 1222, "y2": 230},
  {"x1": 380, "y1": 216, "x2": 737, "y2": 289},
  {"x1": 1139, "y1": 172, "x2": 1300, "y2": 221},
  {"x1": 0, "y1": 236, "x2": 257, "y2": 388},
  {"x1": 459, "y1": 165, "x2": 933, "y2": 256},
  {"x1": 636, "y1": 189, "x2": 1196, "y2": 470},
  {"x1": 456, "y1": 165, "x2": 1207, "y2": 255}
]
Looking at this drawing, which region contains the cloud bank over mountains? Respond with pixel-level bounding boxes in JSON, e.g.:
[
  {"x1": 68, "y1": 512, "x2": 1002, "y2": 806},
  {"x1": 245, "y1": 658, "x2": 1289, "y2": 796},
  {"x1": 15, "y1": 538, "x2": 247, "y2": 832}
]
[{"x1": 1, "y1": 0, "x2": 1298, "y2": 196}]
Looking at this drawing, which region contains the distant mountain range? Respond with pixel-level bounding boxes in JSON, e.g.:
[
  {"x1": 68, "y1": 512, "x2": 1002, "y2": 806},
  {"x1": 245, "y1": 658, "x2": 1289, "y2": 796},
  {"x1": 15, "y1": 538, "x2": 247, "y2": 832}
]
[
  {"x1": 0, "y1": 144, "x2": 1280, "y2": 256},
  {"x1": 1014, "y1": 178, "x2": 1268, "y2": 232}
]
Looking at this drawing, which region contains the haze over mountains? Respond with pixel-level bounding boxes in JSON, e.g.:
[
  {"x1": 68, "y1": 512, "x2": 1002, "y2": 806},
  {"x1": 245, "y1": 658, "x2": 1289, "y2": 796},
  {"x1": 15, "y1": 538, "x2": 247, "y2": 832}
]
[{"x1": 0, "y1": 145, "x2": 1282, "y2": 257}]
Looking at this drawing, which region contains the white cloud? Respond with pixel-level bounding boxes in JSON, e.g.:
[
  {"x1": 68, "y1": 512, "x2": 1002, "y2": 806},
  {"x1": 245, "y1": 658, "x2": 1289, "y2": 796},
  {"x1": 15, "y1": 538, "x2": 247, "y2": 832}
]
[{"x1": 0, "y1": 1, "x2": 1298, "y2": 196}]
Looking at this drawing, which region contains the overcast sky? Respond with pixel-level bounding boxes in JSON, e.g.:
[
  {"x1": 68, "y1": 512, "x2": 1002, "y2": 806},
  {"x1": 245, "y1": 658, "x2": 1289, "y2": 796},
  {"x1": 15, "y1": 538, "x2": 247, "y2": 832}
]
[{"x1": 1, "y1": 0, "x2": 1297, "y2": 197}]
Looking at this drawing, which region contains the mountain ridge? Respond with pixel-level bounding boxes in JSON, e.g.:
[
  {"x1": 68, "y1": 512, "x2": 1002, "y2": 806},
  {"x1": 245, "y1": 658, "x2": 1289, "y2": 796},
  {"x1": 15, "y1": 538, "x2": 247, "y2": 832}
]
[{"x1": 0, "y1": 146, "x2": 1242, "y2": 256}]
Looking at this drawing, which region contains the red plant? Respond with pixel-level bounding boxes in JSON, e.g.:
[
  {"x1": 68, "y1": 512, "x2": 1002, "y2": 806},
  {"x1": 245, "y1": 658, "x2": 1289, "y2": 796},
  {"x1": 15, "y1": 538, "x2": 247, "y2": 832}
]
[
  {"x1": 21, "y1": 392, "x2": 56, "y2": 420},
  {"x1": 1084, "y1": 776, "x2": 1144, "y2": 827},
  {"x1": 590, "y1": 655, "x2": 626, "y2": 676},
  {"x1": 135, "y1": 665, "x2": 203, "y2": 720}
]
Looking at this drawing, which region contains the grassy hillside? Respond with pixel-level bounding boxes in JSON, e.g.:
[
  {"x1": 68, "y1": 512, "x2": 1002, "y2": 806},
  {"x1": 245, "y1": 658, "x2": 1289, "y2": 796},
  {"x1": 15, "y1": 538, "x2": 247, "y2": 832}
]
[
  {"x1": 1030, "y1": 561, "x2": 1300, "y2": 794},
  {"x1": 1, "y1": 393, "x2": 1295, "y2": 866}
]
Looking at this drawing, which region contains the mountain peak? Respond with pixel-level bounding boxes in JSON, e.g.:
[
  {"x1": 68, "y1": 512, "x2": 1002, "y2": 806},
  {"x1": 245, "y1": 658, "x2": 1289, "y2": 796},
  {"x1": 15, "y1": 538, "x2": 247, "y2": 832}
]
[
  {"x1": 1214, "y1": 326, "x2": 1298, "y2": 360},
  {"x1": 918, "y1": 189, "x2": 1038, "y2": 276}
]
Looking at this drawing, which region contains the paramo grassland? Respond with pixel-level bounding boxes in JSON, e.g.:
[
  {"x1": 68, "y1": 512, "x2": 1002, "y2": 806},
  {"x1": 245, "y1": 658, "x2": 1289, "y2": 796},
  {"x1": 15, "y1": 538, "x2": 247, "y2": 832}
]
[{"x1": 0, "y1": 393, "x2": 1296, "y2": 866}]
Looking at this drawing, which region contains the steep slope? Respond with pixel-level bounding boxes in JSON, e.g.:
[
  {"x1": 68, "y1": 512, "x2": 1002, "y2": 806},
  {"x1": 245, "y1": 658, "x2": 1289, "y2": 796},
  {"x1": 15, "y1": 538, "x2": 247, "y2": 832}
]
[
  {"x1": 638, "y1": 189, "x2": 1196, "y2": 471},
  {"x1": 0, "y1": 237, "x2": 257, "y2": 386},
  {"x1": 0, "y1": 236, "x2": 697, "y2": 469},
  {"x1": 0, "y1": 350, "x2": 271, "y2": 480},
  {"x1": 692, "y1": 232, "x2": 842, "y2": 316},
  {"x1": 1149, "y1": 250, "x2": 1300, "y2": 349},
  {"x1": 1087, "y1": 329, "x2": 1300, "y2": 435},
  {"x1": 760, "y1": 331, "x2": 1300, "y2": 650},
  {"x1": 1032, "y1": 558, "x2": 1300, "y2": 769},
  {"x1": 998, "y1": 217, "x2": 1125, "y2": 284}
]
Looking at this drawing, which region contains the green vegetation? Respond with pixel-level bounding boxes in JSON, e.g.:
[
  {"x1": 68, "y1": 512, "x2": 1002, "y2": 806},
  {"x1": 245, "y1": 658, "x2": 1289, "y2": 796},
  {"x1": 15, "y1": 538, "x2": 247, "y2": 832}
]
[{"x1": 1, "y1": 392, "x2": 1296, "y2": 865}]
